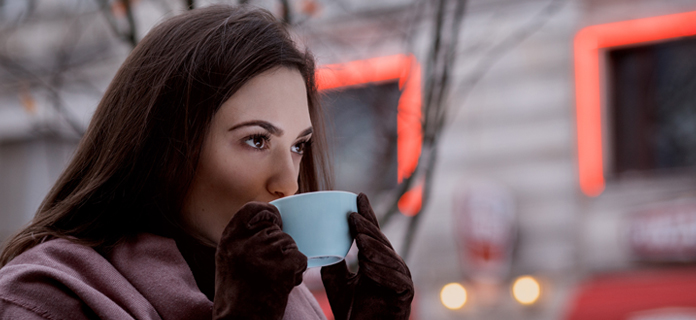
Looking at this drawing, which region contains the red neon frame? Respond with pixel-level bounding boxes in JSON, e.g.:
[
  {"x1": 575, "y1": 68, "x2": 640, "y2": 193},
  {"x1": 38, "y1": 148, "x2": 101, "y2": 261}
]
[
  {"x1": 574, "y1": 11, "x2": 696, "y2": 197},
  {"x1": 316, "y1": 54, "x2": 423, "y2": 216}
]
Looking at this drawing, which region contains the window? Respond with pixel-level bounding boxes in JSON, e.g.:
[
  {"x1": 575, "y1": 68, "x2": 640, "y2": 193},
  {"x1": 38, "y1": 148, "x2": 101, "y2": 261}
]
[
  {"x1": 322, "y1": 82, "x2": 400, "y2": 196},
  {"x1": 574, "y1": 10, "x2": 696, "y2": 196},
  {"x1": 316, "y1": 54, "x2": 423, "y2": 215},
  {"x1": 609, "y1": 37, "x2": 696, "y2": 175}
]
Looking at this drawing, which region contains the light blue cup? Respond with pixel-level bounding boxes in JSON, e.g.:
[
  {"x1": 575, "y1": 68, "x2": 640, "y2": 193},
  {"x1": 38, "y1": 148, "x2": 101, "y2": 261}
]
[{"x1": 270, "y1": 191, "x2": 357, "y2": 268}]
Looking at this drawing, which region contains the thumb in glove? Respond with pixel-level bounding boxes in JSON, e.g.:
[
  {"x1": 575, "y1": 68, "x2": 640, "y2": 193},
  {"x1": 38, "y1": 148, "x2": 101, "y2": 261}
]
[
  {"x1": 321, "y1": 193, "x2": 414, "y2": 320},
  {"x1": 214, "y1": 202, "x2": 307, "y2": 320}
]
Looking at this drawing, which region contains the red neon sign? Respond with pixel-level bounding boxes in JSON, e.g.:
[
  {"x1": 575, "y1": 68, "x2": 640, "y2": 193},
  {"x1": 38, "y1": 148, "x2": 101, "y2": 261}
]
[
  {"x1": 574, "y1": 11, "x2": 696, "y2": 197},
  {"x1": 317, "y1": 54, "x2": 423, "y2": 215}
]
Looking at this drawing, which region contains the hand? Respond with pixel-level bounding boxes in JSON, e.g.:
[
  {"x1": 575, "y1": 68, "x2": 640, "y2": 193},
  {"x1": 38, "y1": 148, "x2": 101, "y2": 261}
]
[
  {"x1": 321, "y1": 193, "x2": 414, "y2": 320},
  {"x1": 213, "y1": 202, "x2": 307, "y2": 320}
]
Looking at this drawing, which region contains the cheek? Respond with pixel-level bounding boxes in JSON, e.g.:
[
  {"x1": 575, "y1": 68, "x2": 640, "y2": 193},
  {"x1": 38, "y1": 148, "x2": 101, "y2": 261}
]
[
  {"x1": 203, "y1": 149, "x2": 266, "y2": 202},
  {"x1": 183, "y1": 140, "x2": 274, "y2": 243}
]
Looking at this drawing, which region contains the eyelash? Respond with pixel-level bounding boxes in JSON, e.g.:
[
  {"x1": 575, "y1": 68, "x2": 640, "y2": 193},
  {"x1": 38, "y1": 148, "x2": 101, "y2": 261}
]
[
  {"x1": 242, "y1": 133, "x2": 312, "y2": 155},
  {"x1": 293, "y1": 138, "x2": 313, "y2": 155},
  {"x1": 243, "y1": 133, "x2": 271, "y2": 151}
]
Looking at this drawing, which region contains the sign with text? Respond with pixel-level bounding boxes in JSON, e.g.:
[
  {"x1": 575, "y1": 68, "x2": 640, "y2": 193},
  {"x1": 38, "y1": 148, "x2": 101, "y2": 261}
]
[
  {"x1": 629, "y1": 308, "x2": 696, "y2": 320},
  {"x1": 629, "y1": 201, "x2": 696, "y2": 262}
]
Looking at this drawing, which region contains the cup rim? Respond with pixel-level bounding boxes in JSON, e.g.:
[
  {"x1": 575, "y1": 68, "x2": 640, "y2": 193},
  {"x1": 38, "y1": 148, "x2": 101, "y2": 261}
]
[{"x1": 269, "y1": 190, "x2": 357, "y2": 205}]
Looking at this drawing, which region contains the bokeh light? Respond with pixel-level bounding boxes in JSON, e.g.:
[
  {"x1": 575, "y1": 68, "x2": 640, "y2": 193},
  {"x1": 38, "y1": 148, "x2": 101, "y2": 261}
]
[
  {"x1": 440, "y1": 282, "x2": 467, "y2": 310},
  {"x1": 512, "y1": 276, "x2": 541, "y2": 305}
]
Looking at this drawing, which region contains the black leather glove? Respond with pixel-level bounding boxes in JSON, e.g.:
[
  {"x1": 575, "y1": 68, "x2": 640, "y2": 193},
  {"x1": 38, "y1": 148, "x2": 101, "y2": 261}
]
[
  {"x1": 213, "y1": 202, "x2": 307, "y2": 320},
  {"x1": 321, "y1": 193, "x2": 414, "y2": 320}
]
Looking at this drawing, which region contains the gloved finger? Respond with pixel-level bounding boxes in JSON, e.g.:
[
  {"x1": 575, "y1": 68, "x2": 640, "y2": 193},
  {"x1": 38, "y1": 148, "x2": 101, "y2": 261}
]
[
  {"x1": 359, "y1": 260, "x2": 414, "y2": 296},
  {"x1": 321, "y1": 261, "x2": 354, "y2": 288},
  {"x1": 292, "y1": 257, "x2": 307, "y2": 286},
  {"x1": 320, "y1": 261, "x2": 356, "y2": 320},
  {"x1": 247, "y1": 205, "x2": 282, "y2": 230},
  {"x1": 261, "y1": 231, "x2": 307, "y2": 270},
  {"x1": 349, "y1": 211, "x2": 393, "y2": 250},
  {"x1": 269, "y1": 232, "x2": 300, "y2": 253},
  {"x1": 222, "y1": 202, "x2": 282, "y2": 239},
  {"x1": 249, "y1": 226, "x2": 298, "y2": 254},
  {"x1": 357, "y1": 193, "x2": 380, "y2": 227},
  {"x1": 245, "y1": 229, "x2": 307, "y2": 275},
  {"x1": 285, "y1": 249, "x2": 308, "y2": 285},
  {"x1": 355, "y1": 233, "x2": 410, "y2": 276}
]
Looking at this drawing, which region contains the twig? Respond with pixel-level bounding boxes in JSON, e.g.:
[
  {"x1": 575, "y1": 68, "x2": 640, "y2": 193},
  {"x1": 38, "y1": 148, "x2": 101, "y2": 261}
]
[
  {"x1": 380, "y1": 0, "x2": 467, "y2": 230},
  {"x1": 400, "y1": 0, "x2": 467, "y2": 260},
  {"x1": 93, "y1": 0, "x2": 138, "y2": 48},
  {"x1": 0, "y1": 55, "x2": 85, "y2": 136},
  {"x1": 399, "y1": 0, "x2": 569, "y2": 261},
  {"x1": 122, "y1": 0, "x2": 138, "y2": 47},
  {"x1": 448, "y1": 0, "x2": 568, "y2": 127},
  {"x1": 279, "y1": 0, "x2": 292, "y2": 25}
]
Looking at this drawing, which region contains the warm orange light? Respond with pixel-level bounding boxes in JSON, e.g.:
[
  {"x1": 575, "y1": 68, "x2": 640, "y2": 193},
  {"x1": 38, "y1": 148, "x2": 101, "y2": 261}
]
[
  {"x1": 512, "y1": 276, "x2": 541, "y2": 305},
  {"x1": 574, "y1": 40, "x2": 604, "y2": 197},
  {"x1": 574, "y1": 11, "x2": 696, "y2": 197},
  {"x1": 317, "y1": 54, "x2": 422, "y2": 184},
  {"x1": 111, "y1": 0, "x2": 141, "y2": 17},
  {"x1": 317, "y1": 55, "x2": 410, "y2": 91},
  {"x1": 19, "y1": 85, "x2": 36, "y2": 115},
  {"x1": 300, "y1": 0, "x2": 320, "y2": 16},
  {"x1": 441, "y1": 283, "x2": 467, "y2": 309},
  {"x1": 398, "y1": 182, "x2": 423, "y2": 216},
  {"x1": 317, "y1": 55, "x2": 423, "y2": 216}
]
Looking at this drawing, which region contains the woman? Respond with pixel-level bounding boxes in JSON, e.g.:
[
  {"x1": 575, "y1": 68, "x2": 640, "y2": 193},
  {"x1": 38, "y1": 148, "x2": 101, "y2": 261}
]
[{"x1": 0, "y1": 4, "x2": 413, "y2": 320}]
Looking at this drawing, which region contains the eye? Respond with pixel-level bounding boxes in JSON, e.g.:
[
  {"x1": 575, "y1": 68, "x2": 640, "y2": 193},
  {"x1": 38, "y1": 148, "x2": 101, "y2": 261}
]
[
  {"x1": 244, "y1": 134, "x2": 270, "y2": 150},
  {"x1": 292, "y1": 139, "x2": 312, "y2": 155}
]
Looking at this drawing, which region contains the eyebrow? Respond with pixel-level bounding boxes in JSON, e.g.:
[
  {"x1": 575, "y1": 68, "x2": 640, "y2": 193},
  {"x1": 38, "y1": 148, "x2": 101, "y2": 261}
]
[
  {"x1": 229, "y1": 120, "x2": 283, "y2": 135},
  {"x1": 229, "y1": 120, "x2": 313, "y2": 138},
  {"x1": 298, "y1": 127, "x2": 313, "y2": 138}
]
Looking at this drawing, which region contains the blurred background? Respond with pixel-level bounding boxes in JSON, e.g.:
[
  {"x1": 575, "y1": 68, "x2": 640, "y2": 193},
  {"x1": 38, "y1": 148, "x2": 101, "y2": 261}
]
[{"x1": 2, "y1": 0, "x2": 696, "y2": 319}]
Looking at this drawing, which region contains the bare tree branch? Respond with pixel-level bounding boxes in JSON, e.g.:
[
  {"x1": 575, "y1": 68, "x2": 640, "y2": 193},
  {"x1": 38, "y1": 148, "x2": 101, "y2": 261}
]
[
  {"x1": 449, "y1": 0, "x2": 568, "y2": 125},
  {"x1": 398, "y1": 0, "x2": 569, "y2": 262},
  {"x1": 280, "y1": 0, "x2": 292, "y2": 25},
  {"x1": 399, "y1": 0, "x2": 467, "y2": 261},
  {"x1": 379, "y1": 0, "x2": 466, "y2": 231},
  {"x1": 93, "y1": 0, "x2": 138, "y2": 48},
  {"x1": 122, "y1": 0, "x2": 138, "y2": 47},
  {"x1": 0, "y1": 55, "x2": 85, "y2": 136}
]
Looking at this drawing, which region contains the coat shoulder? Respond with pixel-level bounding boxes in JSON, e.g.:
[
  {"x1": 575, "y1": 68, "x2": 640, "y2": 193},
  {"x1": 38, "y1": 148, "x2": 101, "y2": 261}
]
[{"x1": 0, "y1": 238, "x2": 158, "y2": 320}]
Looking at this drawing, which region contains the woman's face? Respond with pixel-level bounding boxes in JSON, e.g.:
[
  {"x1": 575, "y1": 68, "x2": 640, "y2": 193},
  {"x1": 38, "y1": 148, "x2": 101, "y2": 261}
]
[{"x1": 182, "y1": 67, "x2": 313, "y2": 244}]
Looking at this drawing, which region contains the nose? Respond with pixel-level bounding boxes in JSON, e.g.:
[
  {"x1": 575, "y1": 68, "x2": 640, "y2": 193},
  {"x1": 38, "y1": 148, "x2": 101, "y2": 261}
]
[{"x1": 266, "y1": 150, "x2": 300, "y2": 199}]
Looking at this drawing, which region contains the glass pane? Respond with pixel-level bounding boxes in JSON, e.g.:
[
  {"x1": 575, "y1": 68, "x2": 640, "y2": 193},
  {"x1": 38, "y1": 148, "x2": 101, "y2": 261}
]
[
  {"x1": 609, "y1": 36, "x2": 696, "y2": 174},
  {"x1": 321, "y1": 81, "x2": 400, "y2": 196}
]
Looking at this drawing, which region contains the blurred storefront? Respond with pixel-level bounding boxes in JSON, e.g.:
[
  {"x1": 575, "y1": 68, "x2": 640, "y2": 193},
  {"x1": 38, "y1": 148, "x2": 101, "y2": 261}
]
[
  {"x1": 301, "y1": 0, "x2": 696, "y2": 318},
  {"x1": 565, "y1": 267, "x2": 696, "y2": 320}
]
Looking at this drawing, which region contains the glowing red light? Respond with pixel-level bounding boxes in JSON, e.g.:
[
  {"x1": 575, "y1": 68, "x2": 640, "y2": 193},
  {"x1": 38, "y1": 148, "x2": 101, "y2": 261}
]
[
  {"x1": 574, "y1": 11, "x2": 696, "y2": 197},
  {"x1": 316, "y1": 54, "x2": 423, "y2": 215}
]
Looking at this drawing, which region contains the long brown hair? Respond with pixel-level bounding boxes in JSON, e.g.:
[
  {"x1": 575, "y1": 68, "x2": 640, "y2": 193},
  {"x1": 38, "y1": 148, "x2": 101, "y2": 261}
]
[{"x1": 0, "y1": 5, "x2": 332, "y2": 266}]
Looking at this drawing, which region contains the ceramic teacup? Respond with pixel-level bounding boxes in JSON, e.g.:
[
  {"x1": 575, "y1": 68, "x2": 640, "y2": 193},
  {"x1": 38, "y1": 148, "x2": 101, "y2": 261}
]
[{"x1": 270, "y1": 191, "x2": 357, "y2": 268}]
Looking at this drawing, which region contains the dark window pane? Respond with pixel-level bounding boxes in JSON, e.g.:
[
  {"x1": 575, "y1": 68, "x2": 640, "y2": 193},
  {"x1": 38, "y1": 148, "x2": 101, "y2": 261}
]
[
  {"x1": 610, "y1": 36, "x2": 696, "y2": 174},
  {"x1": 321, "y1": 81, "x2": 400, "y2": 197}
]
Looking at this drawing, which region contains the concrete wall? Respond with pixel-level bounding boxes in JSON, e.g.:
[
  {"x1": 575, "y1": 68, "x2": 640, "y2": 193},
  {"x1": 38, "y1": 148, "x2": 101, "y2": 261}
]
[{"x1": 0, "y1": 137, "x2": 77, "y2": 242}]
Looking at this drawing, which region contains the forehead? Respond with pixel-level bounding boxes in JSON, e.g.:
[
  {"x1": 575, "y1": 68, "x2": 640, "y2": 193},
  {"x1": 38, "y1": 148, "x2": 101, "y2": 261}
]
[{"x1": 215, "y1": 67, "x2": 311, "y2": 131}]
